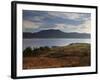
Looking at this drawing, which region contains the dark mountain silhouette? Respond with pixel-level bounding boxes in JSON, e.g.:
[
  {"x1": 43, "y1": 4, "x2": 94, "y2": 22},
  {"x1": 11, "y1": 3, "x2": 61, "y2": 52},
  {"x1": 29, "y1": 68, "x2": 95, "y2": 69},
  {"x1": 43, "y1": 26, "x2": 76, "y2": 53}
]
[{"x1": 23, "y1": 29, "x2": 90, "y2": 38}]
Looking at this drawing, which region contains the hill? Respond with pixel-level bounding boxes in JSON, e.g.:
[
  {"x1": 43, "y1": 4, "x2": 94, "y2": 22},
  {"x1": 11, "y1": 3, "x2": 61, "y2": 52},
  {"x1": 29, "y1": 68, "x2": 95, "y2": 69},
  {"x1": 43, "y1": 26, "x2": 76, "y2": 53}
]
[
  {"x1": 23, "y1": 29, "x2": 90, "y2": 38},
  {"x1": 23, "y1": 43, "x2": 90, "y2": 69}
]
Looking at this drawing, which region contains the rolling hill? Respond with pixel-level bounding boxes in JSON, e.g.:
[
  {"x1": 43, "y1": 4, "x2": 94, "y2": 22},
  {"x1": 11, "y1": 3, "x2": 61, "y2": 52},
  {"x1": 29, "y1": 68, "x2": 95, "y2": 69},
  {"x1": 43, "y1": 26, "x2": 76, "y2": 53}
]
[{"x1": 23, "y1": 29, "x2": 90, "y2": 38}]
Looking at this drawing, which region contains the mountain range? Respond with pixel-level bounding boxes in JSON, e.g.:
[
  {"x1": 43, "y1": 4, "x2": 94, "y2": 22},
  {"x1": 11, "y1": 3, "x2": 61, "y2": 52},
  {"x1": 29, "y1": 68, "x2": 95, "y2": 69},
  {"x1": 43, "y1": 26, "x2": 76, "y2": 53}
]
[{"x1": 23, "y1": 29, "x2": 90, "y2": 38}]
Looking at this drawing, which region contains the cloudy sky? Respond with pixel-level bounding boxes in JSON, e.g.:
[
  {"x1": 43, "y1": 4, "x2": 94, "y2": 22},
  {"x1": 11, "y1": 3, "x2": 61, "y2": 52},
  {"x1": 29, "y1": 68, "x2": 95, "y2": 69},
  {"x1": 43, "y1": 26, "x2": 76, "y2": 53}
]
[{"x1": 23, "y1": 10, "x2": 91, "y2": 33}]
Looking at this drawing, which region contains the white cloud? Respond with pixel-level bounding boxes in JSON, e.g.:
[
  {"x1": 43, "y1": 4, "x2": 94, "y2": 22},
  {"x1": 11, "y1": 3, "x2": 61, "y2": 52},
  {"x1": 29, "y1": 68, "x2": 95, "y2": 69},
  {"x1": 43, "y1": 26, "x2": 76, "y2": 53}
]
[
  {"x1": 62, "y1": 20, "x2": 91, "y2": 33},
  {"x1": 78, "y1": 20, "x2": 91, "y2": 33},
  {"x1": 23, "y1": 20, "x2": 42, "y2": 29},
  {"x1": 48, "y1": 12, "x2": 85, "y2": 20},
  {"x1": 39, "y1": 24, "x2": 66, "y2": 30},
  {"x1": 31, "y1": 16, "x2": 44, "y2": 21},
  {"x1": 54, "y1": 24, "x2": 66, "y2": 29},
  {"x1": 23, "y1": 11, "x2": 91, "y2": 33}
]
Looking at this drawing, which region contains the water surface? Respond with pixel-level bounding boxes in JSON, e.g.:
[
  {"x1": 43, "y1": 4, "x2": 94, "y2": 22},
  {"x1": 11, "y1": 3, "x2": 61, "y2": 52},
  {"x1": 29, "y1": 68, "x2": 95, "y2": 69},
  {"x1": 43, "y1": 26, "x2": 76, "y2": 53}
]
[{"x1": 23, "y1": 38, "x2": 90, "y2": 50}]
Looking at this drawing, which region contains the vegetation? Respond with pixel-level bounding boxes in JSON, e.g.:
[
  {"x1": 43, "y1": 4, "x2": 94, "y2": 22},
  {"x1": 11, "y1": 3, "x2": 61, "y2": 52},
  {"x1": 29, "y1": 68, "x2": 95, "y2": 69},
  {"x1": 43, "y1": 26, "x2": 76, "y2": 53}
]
[
  {"x1": 23, "y1": 47, "x2": 33, "y2": 57},
  {"x1": 23, "y1": 43, "x2": 91, "y2": 69},
  {"x1": 23, "y1": 46, "x2": 50, "y2": 57}
]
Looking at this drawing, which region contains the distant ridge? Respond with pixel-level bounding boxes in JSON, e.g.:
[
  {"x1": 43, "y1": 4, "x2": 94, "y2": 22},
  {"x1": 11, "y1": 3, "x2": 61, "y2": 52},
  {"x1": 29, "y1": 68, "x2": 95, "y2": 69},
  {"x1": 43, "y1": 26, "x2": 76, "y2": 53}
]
[{"x1": 23, "y1": 29, "x2": 90, "y2": 38}]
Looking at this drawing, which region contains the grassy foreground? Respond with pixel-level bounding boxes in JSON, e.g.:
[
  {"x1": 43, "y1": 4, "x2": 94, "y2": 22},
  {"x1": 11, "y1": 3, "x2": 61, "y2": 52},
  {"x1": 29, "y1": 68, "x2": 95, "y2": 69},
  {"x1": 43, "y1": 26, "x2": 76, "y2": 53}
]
[{"x1": 23, "y1": 43, "x2": 91, "y2": 69}]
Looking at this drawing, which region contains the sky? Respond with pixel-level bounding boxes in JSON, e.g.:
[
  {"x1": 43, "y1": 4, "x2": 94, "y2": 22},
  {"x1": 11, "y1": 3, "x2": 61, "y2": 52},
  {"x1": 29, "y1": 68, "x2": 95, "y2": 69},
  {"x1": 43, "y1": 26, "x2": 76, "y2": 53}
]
[{"x1": 23, "y1": 10, "x2": 91, "y2": 33}]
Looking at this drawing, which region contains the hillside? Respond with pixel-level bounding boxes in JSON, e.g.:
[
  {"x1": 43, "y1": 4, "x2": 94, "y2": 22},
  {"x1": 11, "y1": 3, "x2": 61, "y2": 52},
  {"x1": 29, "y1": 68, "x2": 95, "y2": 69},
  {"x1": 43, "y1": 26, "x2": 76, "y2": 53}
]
[
  {"x1": 23, "y1": 29, "x2": 90, "y2": 38},
  {"x1": 23, "y1": 43, "x2": 90, "y2": 69}
]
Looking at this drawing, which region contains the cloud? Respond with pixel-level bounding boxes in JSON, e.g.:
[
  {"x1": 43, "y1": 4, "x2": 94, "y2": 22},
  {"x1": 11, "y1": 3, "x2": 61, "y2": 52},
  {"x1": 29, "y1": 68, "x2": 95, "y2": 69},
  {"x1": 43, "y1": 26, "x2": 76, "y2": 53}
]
[
  {"x1": 23, "y1": 10, "x2": 47, "y2": 22},
  {"x1": 23, "y1": 20, "x2": 42, "y2": 29},
  {"x1": 54, "y1": 24, "x2": 66, "y2": 29},
  {"x1": 47, "y1": 12, "x2": 90, "y2": 21},
  {"x1": 60, "y1": 20, "x2": 91, "y2": 33},
  {"x1": 78, "y1": 20, "x2": 91, "y2": 33},
  {"x1": 33, "y1": 16, "x2": 45, "y2": 21},
  {"x1": 23, "y1": 10, "x2": 87, "y2": 26},
  {"x1": 23, "y1": 10, "x2": 91, "y2": 33}
]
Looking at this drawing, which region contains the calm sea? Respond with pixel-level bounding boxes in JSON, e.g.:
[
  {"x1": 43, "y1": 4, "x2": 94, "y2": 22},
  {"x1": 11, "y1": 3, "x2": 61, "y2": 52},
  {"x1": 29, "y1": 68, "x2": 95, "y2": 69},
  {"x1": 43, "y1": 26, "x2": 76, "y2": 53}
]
[{"x1": 23, "y1": 38, "x2": 90, "y2": 50}]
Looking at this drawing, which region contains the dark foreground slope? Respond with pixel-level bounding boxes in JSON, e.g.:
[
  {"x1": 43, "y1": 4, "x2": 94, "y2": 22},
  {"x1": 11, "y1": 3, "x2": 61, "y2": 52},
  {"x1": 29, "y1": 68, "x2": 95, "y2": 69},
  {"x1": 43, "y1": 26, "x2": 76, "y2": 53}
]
[{"x1": 23, "y1": 43, "x2": 90, "y2": 69}]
